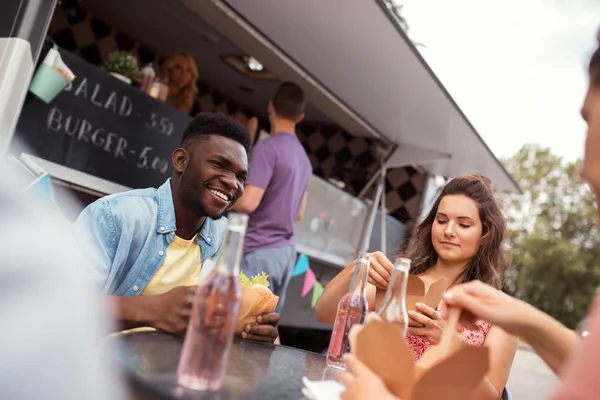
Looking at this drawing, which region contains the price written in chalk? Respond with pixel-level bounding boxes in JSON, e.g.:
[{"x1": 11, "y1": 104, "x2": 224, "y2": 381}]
[
  {"x1": 64, "y1": 76, "x2": 176, "y2": 138},
  {"x1": 134, "y1": 146, "x2": 169, "y2": 173},
  {"x1": 142, "y1": 112, "x2": 174, "y2": 136},
  {"x1": 47, "y1": 106, "x2": 170, "y2": 174}
]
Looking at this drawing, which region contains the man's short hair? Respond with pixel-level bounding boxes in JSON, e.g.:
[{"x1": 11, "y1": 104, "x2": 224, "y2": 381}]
[
  {"x1": 272, "y1": 81, "x2": 306, "y2": 121},
  {"x1": 180, "y1": 112, "x2": 251, "y2": 154}
]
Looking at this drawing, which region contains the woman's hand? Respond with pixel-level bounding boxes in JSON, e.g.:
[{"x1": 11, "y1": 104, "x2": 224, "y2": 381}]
[
  {"x1": 340, "y1": 354, "x2": 400, "y2": 400},
  {"x1": 366, "y1": 251, "x2": 394, "y2": 289},
  {"x1": 406, "y1": 303, "x2": 446, "y2": 345},
  {"x1": 441, "y1": 280, "x2": 536, "y2": 337},
  {"x1": 315, "y1": 251, "x2": 391, "y2": 323}
]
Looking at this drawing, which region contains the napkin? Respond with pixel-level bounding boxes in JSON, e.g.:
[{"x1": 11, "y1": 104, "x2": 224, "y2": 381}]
[{"x1": 302, "y1": 377, "x2": 344, "y2": 400}]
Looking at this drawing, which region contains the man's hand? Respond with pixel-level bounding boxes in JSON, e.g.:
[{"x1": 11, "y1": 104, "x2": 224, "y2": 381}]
[
  {"x1": 146, "y1": 286, "x2": 195, "y2": 336},
  {"x1": 241, "y1": 312, "x2": 280, "y2": 343},
  {"x1": 340, "y1": 354, "x2": 400, "y2": 400},
  {"x1": 406, "y1": 303, "x2": 446, "y2": 345}
]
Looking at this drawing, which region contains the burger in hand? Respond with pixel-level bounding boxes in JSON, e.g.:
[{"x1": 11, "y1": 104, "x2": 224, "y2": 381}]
[{"x1": 235, "y1": 271, "x2": 279, "y2": 335}]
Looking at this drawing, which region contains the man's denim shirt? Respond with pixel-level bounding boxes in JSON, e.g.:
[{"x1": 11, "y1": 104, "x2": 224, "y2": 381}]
[{"x1": 74, "y1": 179, "x2": 228, "y2": 295}]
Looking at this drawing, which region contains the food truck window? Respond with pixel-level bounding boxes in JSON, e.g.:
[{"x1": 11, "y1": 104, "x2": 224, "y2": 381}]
[{"x1": 18, "y1": 0, "x2": 425, "y2": 239}]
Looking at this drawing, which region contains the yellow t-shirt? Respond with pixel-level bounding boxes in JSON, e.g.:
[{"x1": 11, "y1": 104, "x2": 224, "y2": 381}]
[{"x1": 141, "y1": 234, "x2": 202, "y2": 295}]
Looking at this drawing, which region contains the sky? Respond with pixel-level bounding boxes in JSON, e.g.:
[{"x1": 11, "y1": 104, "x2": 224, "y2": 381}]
[{"x1": 401, "y1": 0, "x2": 600, "y2": 162}]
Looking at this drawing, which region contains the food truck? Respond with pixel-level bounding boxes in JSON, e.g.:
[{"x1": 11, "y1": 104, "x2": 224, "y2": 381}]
[{"x1": 1, "y1": 0, "x2": 519, "y2": 351}]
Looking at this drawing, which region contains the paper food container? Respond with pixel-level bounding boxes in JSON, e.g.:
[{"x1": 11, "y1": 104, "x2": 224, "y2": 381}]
[
  {"x1": 234, "y1": 283, "x2": 279, "y2": 335},
  {"x1": 353, "y1": 312, "x2": 489, "y2": 400},
  {"x1": 375, "y1": 276, "x2": 447, "y2": 327}
]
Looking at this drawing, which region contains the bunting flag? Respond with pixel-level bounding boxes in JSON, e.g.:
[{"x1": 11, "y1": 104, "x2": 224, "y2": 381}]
[
  {"x1": 291, "y1": 253, "x2": 310, "y2": 278},
  {"x1": 292, "y1": 253, "x2": 325, "y2": 307},
  {"x1": 25, "y1": 173, "x2": 55, "y2": 207},
  {"x1": 302, "y1": 268, "x2": 317, "y2": 297},
  {"x1": 311, "y1": 281, "x2": 324, "y2": 309}
]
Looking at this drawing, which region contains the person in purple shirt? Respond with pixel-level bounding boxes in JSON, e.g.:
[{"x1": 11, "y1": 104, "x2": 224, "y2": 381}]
[{"x1": 231, "y1": 82, "x2": 312, "y2": 313}]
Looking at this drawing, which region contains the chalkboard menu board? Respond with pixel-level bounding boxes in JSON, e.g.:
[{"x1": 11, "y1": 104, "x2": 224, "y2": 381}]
[{"x1": 11, "y1": 49, "x2": 192, "y2": 189}]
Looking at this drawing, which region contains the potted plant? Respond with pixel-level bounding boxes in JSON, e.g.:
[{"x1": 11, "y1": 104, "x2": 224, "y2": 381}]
[{"x1": 104, "y1": 51, "x2": 140, "y2": 84}]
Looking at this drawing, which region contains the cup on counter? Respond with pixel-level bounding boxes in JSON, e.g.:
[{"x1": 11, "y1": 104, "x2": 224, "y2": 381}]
[
  {"x1": 139, "y1": 64, "x2": 156, "y2": 92},
  {"x1": 149, "y1": 81, "x2": 169, "y2": 102},
  {"x1": 29, "y1": 48, "x2": 75, "y2": 104}
]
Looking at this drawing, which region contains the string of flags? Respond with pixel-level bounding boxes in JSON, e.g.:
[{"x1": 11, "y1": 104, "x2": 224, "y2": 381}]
[{"x1": 292, "y1": 253, "x2": 324, "y2": 309}]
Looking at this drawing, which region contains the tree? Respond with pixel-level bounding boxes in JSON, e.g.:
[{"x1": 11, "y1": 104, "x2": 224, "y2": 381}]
[
  {"x1": 500, "y1": 144, "x2": 600, "y2": 328},
  {"x1": 383, "y1": 0, "x2": 409, "y2": 31},
  {"x1": 383, "y1": 0, "x2": 426, "y2": 48}
]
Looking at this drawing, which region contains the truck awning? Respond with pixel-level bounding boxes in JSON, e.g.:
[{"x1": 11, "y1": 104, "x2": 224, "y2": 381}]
[{"x1": 197, "y1": 0, "x2": 520, "y2": 193}]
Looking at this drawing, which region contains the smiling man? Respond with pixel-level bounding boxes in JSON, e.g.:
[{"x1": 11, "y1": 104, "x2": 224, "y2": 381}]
[{"x1": 74, "y1": 112, "x2": 280, "y2": 343}]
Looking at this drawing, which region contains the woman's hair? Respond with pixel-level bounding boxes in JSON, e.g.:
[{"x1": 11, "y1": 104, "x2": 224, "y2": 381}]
[
  {"x1": 589, "y1": 29, "x2": 600, "y2": 86},
  {"x1": 161, "y1": 51, "x2": 199, "y2": 114},
  {"x1": 403, "y1": 174, "x2": 507, "y2": 289}
]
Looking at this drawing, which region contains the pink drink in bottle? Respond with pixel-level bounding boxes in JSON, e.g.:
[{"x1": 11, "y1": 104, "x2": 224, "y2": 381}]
[
  {"x1": 326, "y1": 252, "x2": 370, "y2": 369},
  {"x1": 177, "y1": 213, "x2": 248, "y2": 391}
]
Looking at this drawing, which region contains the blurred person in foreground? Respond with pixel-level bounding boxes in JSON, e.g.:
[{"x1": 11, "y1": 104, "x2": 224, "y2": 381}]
[
  {"x1": 0, "y1": 167, "x2": 125, "y2": 399},
  {"x1": 74, "y1": 113, "x2": 279, "y2": 343},
  {"x1": 339, "y1": 29, "x2": 600, "y2": 400}
]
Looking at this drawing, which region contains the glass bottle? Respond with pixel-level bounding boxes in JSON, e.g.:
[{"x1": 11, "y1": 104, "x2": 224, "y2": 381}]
[
  {"x1": 376, "y1": 257, "x2": 411, "y2": 336},
  {"x1": 177, "y1": 213, "x2": 248, "y2": 391},
  {"x1": 326, "y1": 252, "x2": 370, "y2": 370}
]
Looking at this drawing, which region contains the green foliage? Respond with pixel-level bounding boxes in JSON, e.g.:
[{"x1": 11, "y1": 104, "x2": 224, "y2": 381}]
[
  {"x1": 104, "y1": 51, "x2": 141, "y2": 83},
  {"x1": 500, "y1": 144, "x2": 600, "y2": 328},
  {"x1": 383, "y1": 0, "x2": 409, "y2": 31},
  {"x1": 382, "y1": 1, "x2": 426, "y2": 48}
]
